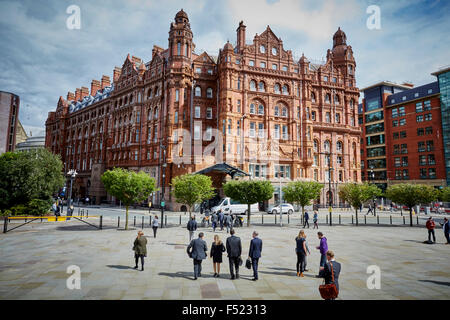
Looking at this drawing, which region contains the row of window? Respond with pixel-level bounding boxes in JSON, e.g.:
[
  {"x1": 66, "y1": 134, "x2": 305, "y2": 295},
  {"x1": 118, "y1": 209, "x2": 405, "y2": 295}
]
[{"x1": 394, "y1": 168, "x2": 436, "y2": 179}]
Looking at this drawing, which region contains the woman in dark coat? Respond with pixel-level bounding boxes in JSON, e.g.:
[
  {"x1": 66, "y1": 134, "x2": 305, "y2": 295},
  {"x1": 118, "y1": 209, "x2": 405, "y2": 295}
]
[
  {"x1": 210, "y1": 235, "x2": 226, "y2": 277},
  {"x1": 295, "y1": 230, "x2": 308, "y2": 277},
  {"x1": 133, "y1": 231, "x2": 147, "y2": 271}
]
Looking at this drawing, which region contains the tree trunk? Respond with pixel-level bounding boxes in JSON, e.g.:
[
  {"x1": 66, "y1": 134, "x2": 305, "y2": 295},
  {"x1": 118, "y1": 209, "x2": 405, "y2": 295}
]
[
  {"x1": 409, "y1": 207, "x2": 413, "y2": 227},
  {"x1": 188, "y1": 205, "x2": 192, "y2": 218},
  {"x1": 301, "y1": 205, "x2": 305, "y2": 226},
  {"x1": 355, "y1": 208, "x2": 358, "y2": 226},
  {"x1": 247, "y1": 203, "x2": 251, "y2": 227},
  {"x1": 125, "y1": 205, "x2": 129, "y2": 230}
]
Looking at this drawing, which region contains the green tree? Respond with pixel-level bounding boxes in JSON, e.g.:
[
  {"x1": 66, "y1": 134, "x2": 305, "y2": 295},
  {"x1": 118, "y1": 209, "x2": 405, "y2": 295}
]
[
  {"x1": 101, "y1": 168, "x2": 157, "y2": 230},
  {"x1": 386, "y1": 184, "x2": 438, "y2": 226},
  {"x1": 439, "y1": 187, "x2": 450, "y2": 202},
  {"x1": 283, "y1": 181, "x2": 323, "y2": 222},
  {"x1": 171, "y1": 174, "x2": 215, "y2": 216},
  {"x1": 223, "y1": 180, "x2": 274, "y2": 227},
  {"x1": 0, "y1": 149, "x2": 65, "y2": 215},
  {"x1": 338, "y1": 183, "x2": 382, "y2": 226}
]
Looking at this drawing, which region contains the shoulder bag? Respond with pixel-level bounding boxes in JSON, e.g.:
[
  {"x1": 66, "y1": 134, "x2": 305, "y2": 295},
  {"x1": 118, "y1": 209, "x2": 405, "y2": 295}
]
[{"x1": 319, "y1": 262, "x2": 339, "y2": 300}]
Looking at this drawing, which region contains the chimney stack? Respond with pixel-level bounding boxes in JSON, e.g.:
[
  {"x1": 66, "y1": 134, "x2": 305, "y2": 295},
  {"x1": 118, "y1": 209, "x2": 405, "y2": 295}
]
[
  {"x1": 236, "y1": 21, "x2": 246, "y2": 52},
  {"x1": 113, "y1": 67, "x2": 122, "y2": 82},
  {"x1": 101, "y1": 75, "x2": 111, "y2": 89},
  {"x1": 91, "y1": 80, "x2": 101, "y2": 96},
  {"x1": 81, "y1": 87, "x2": 89, "y2": 99},
  {"x1": 67, "y1": 91, "x2": 75, "y2": 101},
  {"x1": 75, "y1": 88, "x2": 82, "y2": 101}
]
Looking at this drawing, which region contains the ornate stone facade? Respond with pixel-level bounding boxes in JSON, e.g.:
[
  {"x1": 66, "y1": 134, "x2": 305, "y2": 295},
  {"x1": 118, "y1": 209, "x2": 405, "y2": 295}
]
[{"x1": 45, "y1": 10, "x2": 361, "y2": 208}]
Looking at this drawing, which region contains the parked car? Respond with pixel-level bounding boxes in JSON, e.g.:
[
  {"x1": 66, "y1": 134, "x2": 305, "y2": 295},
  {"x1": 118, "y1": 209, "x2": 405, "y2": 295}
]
[
  {"x1": 267, "y1": 203, "x2": 294, "y2": 215},
  {"x1": 211, "y1": 197, "x2": 258, "y2": 215}
]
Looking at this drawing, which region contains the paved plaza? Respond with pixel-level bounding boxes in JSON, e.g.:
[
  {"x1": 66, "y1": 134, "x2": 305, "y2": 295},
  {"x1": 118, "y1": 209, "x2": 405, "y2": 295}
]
[{"x1": 0, "y1": 215, "x2": 449, "y2": 300}]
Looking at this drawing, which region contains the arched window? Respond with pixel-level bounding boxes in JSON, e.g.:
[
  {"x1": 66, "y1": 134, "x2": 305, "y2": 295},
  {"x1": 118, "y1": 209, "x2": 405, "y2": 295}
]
[
  {"x1": 250, "y1": 103, "x2": 255, "y2": 114},
  {"x1": 324, "y1": 140, "x2": 330, "y2": 152},
  {"x1": 206, "y1": 87, "x2": 213, "y2": 98},
  {"x1": 154, "y1": 107, "x2": 159, "y2": 119},
  {"x1": 335, "y1": 113, "x2": 340, "y2": 123},
  {"x1": 154, "y1": 87, "x2": 159, "y2": 96},
  {"x1": 311, "y1": 111, "x2": 316, "y2": 121},
  {"x1": 250, "y1": 80, "x2": 256, "y2": 91},
  {"x1": 325, "y1": 94, "x2": 331, "y2": 103},
  {"x1": 258, "y1": 81, "x2": 265, "y2": 92},
  {"x1": 99, "y1": 122, "x2": 103, "y2": 133},
  {"x1": 337, "y1": 141, "x2": 343, "y2": 152},
  {"x1": 334, "y1": 95, "x2": 340, "y2": 105},
  {"x1": 124, "y1": 96, "x2": 128, "y2": 105},
  {"x1": 325, "y1": 112, "x2": 331, "y2": 123},
  {"x1": 148, "y1": 109, "x2": 152, "y2": 120},
  {"x1": 258, "y1": 104, "x2": 264, "y2": 115},
  {"x1": 350, "y1": 99, "x2": 354, "y2": 109},
  {"x1": 147, "y1": 88, "x2": 152, "y2": 99},
  {"x1": 195, "y1": 86, "x2": 202, "y2": 97},
  {"x1": 282, "y1": 106, "x2": 288, "y2": 117},
  {"x1": 282, "y1": 85, "x2": 289, "y2": 95},
  {"x1": 274, "y1": 83, "x2": 281, "y2": 94},
  {"x1": 311, "y1": 92, "x2": 316, "y2": 103},
  {"x1": 274, "y1": 105, "x2": 279, "y2": 116},
  {"x1": 130, "y1": 94, "x2": 134, "y2": 104},
  {"x1": 185, "y1": 42, "x2": 188, "y2": 56},
  {"x1": 314, "y1": 140, "x2": 319, "y2": 152},
  {"x1": 177, "y1": 42, "x2": 181, "y2": 55}
]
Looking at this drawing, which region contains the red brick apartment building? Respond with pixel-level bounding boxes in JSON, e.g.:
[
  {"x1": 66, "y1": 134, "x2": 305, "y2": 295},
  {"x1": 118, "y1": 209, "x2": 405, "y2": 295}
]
[
  {"x1": 45, "y1": 10, "x2": 361, "y2": 208},
  {"x1": 0, "y1": 91, "x2": 20, "y2": 155}
]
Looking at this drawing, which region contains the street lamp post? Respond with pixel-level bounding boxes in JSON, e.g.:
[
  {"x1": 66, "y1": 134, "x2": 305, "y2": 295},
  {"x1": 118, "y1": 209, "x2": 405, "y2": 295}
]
[
  {"x1": 369, "y1": 166, "x2": 376, "y2": 216},
  {"x1": 328, "y1": 154, "x2": 333, "y2": 226},
  {"x1": 160, "y1": 147, "x2": 167, "y2": 228},
  {"x1": 278, "y1": 168, "x2": 283, "y2": 227},
  {"x1": 66, "y1": 169, "x2": 78, "y2": 216}
]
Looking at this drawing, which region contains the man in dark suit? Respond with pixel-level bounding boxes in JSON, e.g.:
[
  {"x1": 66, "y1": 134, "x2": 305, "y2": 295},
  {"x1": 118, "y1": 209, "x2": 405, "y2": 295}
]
[
  {"x1": 319, "y1": 250, "x2": 341, "y2": 299},
  {"x1": 248, "y1": 231, "x2": 262, "y2": 281},
  {"x1": 187, "y1": 216, "x2": 197, "y2": 242},
  {"x1": 187, "y1": 232, "x2": 208, "y2": 280},
  {"x1": 226, "y1": 229, "x2": 242, "y2": 279}
]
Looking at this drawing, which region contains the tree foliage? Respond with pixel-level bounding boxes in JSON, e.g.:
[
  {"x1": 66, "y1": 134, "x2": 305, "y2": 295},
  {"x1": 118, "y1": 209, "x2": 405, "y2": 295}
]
[
  {"x1": 339, "y1": 183, "x2": 382, "y2": 225},
  {"x1": 386, "y1": 183, "x2": 438, "y2": 226},
  {"x1": 0, "y1": 149, "x2": 65, "y2": 215},
  {"x1": 439, "y1": 187, "x2": 450, "y2": 202},
  {"x1": 171, "y1": 174, "x2": 215, "y2": 215},
  {"x1": 101, "y1": 168, "x2": 157, "y2": 229},
  {"x1": 283, "y1": 181, "x2": 323, "y2": 219},
  {"x1": 223, "y1": 179, "x2": 274, "y2": 226}
]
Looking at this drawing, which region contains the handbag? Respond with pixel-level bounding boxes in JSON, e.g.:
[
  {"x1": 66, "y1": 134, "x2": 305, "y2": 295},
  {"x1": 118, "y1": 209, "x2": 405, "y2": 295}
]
[
  {"x1": 319, "y1": 261, "x2": 339, "y2": 300},
  {"x1": 245, "y1": 258, "x2": 252, "y2": 269}
]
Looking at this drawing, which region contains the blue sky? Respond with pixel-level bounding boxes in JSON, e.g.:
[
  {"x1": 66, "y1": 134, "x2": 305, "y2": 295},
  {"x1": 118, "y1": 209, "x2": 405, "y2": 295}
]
[{"x1": 0, "y1": 0, "x2": 448, "y2": 136}]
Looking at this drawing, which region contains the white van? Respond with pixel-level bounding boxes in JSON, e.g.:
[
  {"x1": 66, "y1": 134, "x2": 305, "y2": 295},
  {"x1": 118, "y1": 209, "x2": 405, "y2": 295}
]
[{"x1": 211, "y1": 197, "x2": 259, "y2": 215}]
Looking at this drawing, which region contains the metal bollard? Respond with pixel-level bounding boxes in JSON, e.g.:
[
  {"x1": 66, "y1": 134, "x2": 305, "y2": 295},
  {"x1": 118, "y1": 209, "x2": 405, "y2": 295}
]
[
  {"x1": 142, "y1": 216, "x2": 144, "y2": 229},
  {"x1": 390, "y1": 215, "x2": 392, "y2": 225},
  {"x1": 86, "y1": 210, "x2": 89, "y2": 218},
  {"x1": 416, "y1": 216, "x2": 419, "y2": 225},
  {"x1": 403, "y1": 216, "x2": 405, "y2": 224},
  {"x1": 377, "y1": 216, "x2": 379, "y2": 225},
  {"x1": 352, "y1": 215, "x2": 354, "y2": 224},
  {"x1": 99, "y1": 215, "x2": 103, "y2": 230},
  {"x1": 364, "y1": 215, "x2": 366, "y2": 224},
  {"x1": 118, "y1": 216, "x2": 120, "y2": 228},
  {"x1": 262, "y1": 214, "x2": 264, "y2": 224},
  {"x1": 165, "y1": 215, "x2": 167, "y2": 226},
  {"x1": 3, "y1": 216, "x2": 8, "y2": 233},
  {"x1": 275, "y1": 214, "x2": 277, "y2": 224},
  {"x1": 339, "y1": 215, "x2": 341, "y2": 225},
  {"x1": 179, "y1": 215, "x2": 181, "y2": 225},
  {"x1": 326, "y1": 215, "x2": 328, "y2": 224},
  {"x1": 134, "y1": 216, "x2": 136, "y2": 226},
  {"x1": 288, "y1": 214, "x2": 290, "y2": 224}
]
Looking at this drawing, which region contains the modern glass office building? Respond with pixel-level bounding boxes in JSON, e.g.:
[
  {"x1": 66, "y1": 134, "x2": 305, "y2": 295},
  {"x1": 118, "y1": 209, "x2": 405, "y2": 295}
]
[{"x1": 432, "y1": 67, "x2": 450, "y2": 186}]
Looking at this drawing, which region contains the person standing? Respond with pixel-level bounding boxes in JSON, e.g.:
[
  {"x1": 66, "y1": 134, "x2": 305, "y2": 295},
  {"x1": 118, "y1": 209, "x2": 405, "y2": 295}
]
[
  {"x1": 212, "y1": 212, "x2": 218, "y2": 232},
  {"x1": 319, "y1": 250, "x2": 341, "y2": 299},
  {"x1": 303, "y1": 211, "x2": 310, "y2": 228},
  {"x1": 210, "y1": 235, "x2": 226, "y2": 277},
  {"x1": 313, "y1": 211, "x2": 319, "y2": 229},
  {"x1": 226, "y1": 229, "x2": 242, "y2": 280},
  {"x1": 205, "y1": 210, "x2": 210, "y2": 226},
  {"x1": 187, "y1": 232, "x2": 208, "y2": 280},
  {"x1": 151, "y1": 215, "x2": 159, "y2": 238},
  {"x1": 316, "y1": 232, "x2": 328, "y2": 275},
  {"x1": 187, "y1": 216, "x2": 197, "y2": 242},
  {"x1": 225, "y1": 214, "x2": 233, "y2": 233},
  {"x1": 133, "y1": 231, "x2": 147, "y2": 271},
  {"x1": 426, "y1": 217, "x2": 436, "y2": 243},
  {"x1": 248, "y1": 231, "x2": 262, "y2": 281},
  {"x1": 366, "y1": 204, "x2": 372, "y2": 215},
  {"x1": 295, "y1": 230, "x2": 308, "y2": 277},
  {"x1": 218, "y1": 210, "x2": 224, "y2": 231},
  {"x1": 52, "y1": 202, "x2": 58, "y2": 216},
  {"x1": 439, "y1": 217, "x2": 450, "y2": 244}
]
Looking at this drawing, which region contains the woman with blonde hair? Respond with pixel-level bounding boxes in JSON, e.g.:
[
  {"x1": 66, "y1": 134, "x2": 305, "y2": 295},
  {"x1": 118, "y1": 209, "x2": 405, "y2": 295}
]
[
  {"x1": 133, "y1": 230, "x2": 147, "y2": 271},
  {"x1": 295, "y1": 230, "x2": 308, "y2": 277},
  {"x1": 210, "y1": 234, "x2": 226, "y2": 277}
]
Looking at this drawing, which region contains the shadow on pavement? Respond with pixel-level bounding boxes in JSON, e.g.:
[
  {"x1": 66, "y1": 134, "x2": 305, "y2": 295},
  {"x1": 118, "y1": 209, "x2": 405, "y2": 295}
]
[
  {"x1": 158, "y1": 271, "x2": 196, "y2": 280},
  {"x1": 56, "y1": 225, "x2": 116, "y2": 231},
  {"x1": 419, "y1": 280, "x2": 450, "y2": 287},
  {"x1": 106, "y1": 265, "x2": 135, "y2": 270}
]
